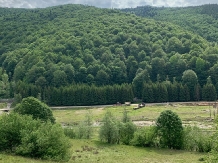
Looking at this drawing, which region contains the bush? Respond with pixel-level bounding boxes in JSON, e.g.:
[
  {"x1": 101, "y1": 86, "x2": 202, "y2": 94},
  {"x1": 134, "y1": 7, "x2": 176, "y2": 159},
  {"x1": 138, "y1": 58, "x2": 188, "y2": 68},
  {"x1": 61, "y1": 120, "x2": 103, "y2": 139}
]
[
  {"x1": 206, "y1": 150, "x2": 218, "y2": 163},
  {"x1": 99, "y1": 111, "x2": 119, "y2": 144},
  {"x1": 16, "y1": 122, "x2": 70, "y2": 161},
  {"x1": 120, "y1": 122, "x2": 137, "y2": 145},
  {"x1": 119, "y1": 109, "x2": 136, "y2": 145},
  {"x1": 205, "y1": 130, "x2": 218, "y2": 162},
  {"x1": 131, "y1": 126, "x2": 156, "y2": 147},
  {"x1": 14, "y1": 96, "x2": 55, "y2": 123},
  {"x1": 183, "y1": 126, "x2": 212, "y2": 152},
  {"x1": 0, "y1": 113, "x2": 70, "y2": 161},
  {"x1": 156, "y1": 110, "x2": 183, "y2": 149},
  {"x1": 0, "y1": 113, "x2": 37, "y2": 151},
  {"x1": 76, "y1": 110, "x2": 93, "y2": 139},
  {"x1": 64, "y1": 128, "x2": 76, "y2": 139}
]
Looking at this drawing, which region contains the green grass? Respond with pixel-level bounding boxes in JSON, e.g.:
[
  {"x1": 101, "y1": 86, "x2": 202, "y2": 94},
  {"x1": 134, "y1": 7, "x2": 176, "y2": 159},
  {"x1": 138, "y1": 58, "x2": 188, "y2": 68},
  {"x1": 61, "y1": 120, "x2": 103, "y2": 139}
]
[
  {"x1": 0, "y1": 104, "x2": 212, "y2": 162},
  {"x1": 53, "y1": 105, "x2": 215, "y2": 128},
  {"x1": 0, "y1": 139, "x2": 206, "y2": 163}
]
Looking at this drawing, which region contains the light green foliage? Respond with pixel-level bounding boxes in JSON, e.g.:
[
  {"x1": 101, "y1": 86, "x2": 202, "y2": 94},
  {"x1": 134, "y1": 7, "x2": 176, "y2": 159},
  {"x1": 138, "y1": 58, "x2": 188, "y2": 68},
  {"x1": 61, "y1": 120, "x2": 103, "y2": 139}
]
[
  {"x1": 14, "y1": 97, "x2": 55, "y2": 123},
  {"x1": 76, "y1": 110, "x2": 93, "y2": 139},
  {"x1": 0, "y1": 113, "x2": 70, "y2": 161},
  {"x1": 205, "y1": 132, "x2": 218, "y2": 162},
  {"x1": 183, "y1": 126, "x2": 212, "y2": 152},
  {"x1": 131, "y1": 127, "x2": 156, "y2": 147},
  {"x1": 0, "y1": 113, "x2": 35, "y2": 151},
  {"x1": 122, "y1": 108, "x2": 131, "y2": 123},
  {"x1": 16, "y1": 122, "x2": 70, "y2": 161},
  {"x1": 99, "y1": 111, "x2": 119, "y2": 144},
  {"x1": 119, "y1": 109, "x2": 136, "y2": 145},
  {"x1": 63, "y1": 128, "x2": 76, "y2": 139},
  {"x1": 156, "y1": 110, "x2": 184, "y2": 149}
]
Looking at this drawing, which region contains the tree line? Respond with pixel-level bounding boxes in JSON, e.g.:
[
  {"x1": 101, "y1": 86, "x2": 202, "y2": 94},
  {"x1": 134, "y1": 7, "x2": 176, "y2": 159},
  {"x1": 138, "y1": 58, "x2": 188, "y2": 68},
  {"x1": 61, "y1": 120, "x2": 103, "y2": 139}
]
[
  {"x1": 12, "y1": 79, "x2": 217, "y2": 106},
  {"x1": 14, "y1": 81, "x2": 134, "y2": 106}
]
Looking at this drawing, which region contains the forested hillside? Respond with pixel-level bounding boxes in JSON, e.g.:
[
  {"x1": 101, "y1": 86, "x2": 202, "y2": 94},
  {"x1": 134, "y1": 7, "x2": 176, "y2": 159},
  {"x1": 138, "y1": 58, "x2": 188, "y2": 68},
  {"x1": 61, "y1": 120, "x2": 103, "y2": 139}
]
[
  {"x1": 121, "y1": 4, "x2": 218, "y2": 43},
  {"x1": 0, "y1": 4, "x2": 218, "y2": 105}
]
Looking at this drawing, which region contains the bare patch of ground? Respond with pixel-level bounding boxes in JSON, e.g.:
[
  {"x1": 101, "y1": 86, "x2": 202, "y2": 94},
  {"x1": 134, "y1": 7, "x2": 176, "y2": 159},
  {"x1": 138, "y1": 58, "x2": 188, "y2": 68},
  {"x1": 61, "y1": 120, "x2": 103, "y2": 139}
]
[{"x1": 93, "y1": 120, "x2": 214, "y2": 129}]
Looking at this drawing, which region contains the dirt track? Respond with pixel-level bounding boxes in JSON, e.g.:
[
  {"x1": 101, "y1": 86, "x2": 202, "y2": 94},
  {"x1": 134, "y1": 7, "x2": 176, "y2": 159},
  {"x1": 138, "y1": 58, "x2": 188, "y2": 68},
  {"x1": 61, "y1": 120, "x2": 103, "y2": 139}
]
[{"x1": 50, "y1": 101, "x2": 218, "y2": 110}]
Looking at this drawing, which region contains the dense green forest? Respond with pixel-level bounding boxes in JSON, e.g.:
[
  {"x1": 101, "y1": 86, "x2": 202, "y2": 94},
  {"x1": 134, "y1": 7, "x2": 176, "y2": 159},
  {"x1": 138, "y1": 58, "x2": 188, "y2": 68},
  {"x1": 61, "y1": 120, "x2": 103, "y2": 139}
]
[
  {"x1": 1, "y1": 4, "x2": 218, "y2": 105},
  {"x1": 121, "y1": 4, "x2": 218, "y2": 43}
]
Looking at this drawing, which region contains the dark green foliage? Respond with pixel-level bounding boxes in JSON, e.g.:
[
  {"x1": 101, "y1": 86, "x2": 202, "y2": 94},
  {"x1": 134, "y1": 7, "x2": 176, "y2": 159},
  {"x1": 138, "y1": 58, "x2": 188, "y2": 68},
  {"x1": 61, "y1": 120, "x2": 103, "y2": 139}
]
[
  {"x1": 194, "y1": 83, "x2": 201, "y2": 101},
  {"x1": 156, "y1": 83, "x2": 168, "y2": 102},
  {"x1": 1, "y1": 4, "x2": 218, "y2": 103},
  {"x1": 156, "y1": 110, "x2": 183, "y2": 149},
  {"x1": 132, "y1": 69, "x2": 150, "y2": 99},
  {"x1": 14, "y1": 96, "x2": 55, "y2": 123},
  {"x1": 202, "y1": 84, "x2": 217, "y2": 101},
  {"x1": 121, "y1": 4, "x2": 218, "y2": 43},
  {"x1": 1, "y1": 4, "x2": 218, "y2": 89},
  {"x1": 142, "y1": 83, "x2": 154, "y2": 103},
  {"x1": 14, "y1": 82, "x2": 134, "y2": 106},
  {"x1": 0, "y1": 113, "x2": 70, "y2": 161}
]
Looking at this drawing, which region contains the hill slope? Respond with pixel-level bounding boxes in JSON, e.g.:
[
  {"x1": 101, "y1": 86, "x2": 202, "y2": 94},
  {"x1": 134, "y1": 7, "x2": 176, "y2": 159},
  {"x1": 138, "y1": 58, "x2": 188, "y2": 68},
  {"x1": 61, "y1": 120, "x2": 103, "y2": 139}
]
[
  {"x1": 121, "y1": 4, "x2": 218, "y2": 43},
  {"x1": 0, "y1": 4, "x2": 218, "y2": 89}
]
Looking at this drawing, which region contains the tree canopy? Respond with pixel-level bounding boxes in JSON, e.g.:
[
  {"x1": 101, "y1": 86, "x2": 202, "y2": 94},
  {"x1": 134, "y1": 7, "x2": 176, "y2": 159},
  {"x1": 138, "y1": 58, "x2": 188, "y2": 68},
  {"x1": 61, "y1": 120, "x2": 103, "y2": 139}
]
[
  {"x1": 14, "y1": 97, "x2": 55, "y2": 123},
  {"x1": 0, "y1": 4, "x2": 218, "y2": 104}
]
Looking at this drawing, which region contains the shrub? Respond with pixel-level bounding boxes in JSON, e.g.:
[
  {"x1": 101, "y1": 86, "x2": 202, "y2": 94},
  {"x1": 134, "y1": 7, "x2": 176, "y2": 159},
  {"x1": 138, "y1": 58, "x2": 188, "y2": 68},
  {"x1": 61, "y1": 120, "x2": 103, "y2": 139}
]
[
  {"x1": 156, "y1": 110, "x2": 183, "y2": 149},
  {"x1": 131, "y1": 126, "x2": 156, "y2": 147},
  {"x1": 16, "y1": 122, "x2": 70, "y2": 161},
  {"x1": 183, "y1": 126, "x2": 213, "y2": 152},
  {"x1": 14, "y1": 96, "x2": 55, "y2": 123},
  {"x1": 74, "y1": 110, "x2": 93, "y2": 139},
  {"x1": 99, "y1": 111, "x2": 119, "y2": 144},
  {"x1": 206, "y1": 150, "x2": 218, "y2": 163},
  {"x1": 0, "y1": 113, "x2": 70, "y2": 161},
  {"x1": 120, "y1": 122, "x2": 137, "y2": 145},
  {"x1": 205, "y1": 130, "x2": 218, "y2": 162},
  {"x1": 64, "y1": 128, "x2": 76, "y2": 139},
  {"x1": 0, "y1": 113, "x2": 37, "y2": 152},
  {"x1": 119, "y1": 109, "x2": 136, "y2": 145}
]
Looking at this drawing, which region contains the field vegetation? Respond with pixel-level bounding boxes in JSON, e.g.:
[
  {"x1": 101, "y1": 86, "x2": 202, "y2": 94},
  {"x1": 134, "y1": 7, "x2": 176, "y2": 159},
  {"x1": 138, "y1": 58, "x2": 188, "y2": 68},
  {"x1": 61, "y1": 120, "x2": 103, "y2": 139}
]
[
  {"x1": 1, "y1": 3, "x2": 218, "y2": 163},
  {"x1": 53, "y1": 104, "x2": 215, "y2": 129},
  {"x1": 0, "y1": 139, "x2": 205, "y2": 163},
  {"x1": 0, "y1": 104, "x2": 215, "y2": 163}
]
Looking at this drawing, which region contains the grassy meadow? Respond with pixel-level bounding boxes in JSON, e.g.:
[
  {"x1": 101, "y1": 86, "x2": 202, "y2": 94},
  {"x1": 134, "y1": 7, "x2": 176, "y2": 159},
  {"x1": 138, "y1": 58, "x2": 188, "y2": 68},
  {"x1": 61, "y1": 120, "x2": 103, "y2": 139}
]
[
  {"x1": 53, "y1": 104, "x2": 215, "y2": 129},
  {"x1": 0, "y1": 104, "x2": 214, "y2": 163},
  {"x1": 0, "y1": 139, "x2": 206, "y2": 163}
]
